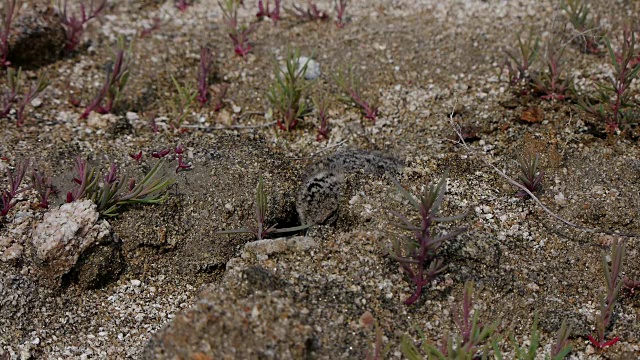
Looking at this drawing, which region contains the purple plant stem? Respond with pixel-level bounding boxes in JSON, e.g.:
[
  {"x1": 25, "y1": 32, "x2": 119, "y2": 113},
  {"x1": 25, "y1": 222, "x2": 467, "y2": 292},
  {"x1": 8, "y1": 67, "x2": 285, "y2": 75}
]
[
  {"x1": 197, "y1": 47, "x2": 212, "y2": 107},
  {"x1": 60, "y1": 0, "x2": 107, "y2": 52},
  {"x1": 0, "y1": 0, "x2": 16, "y2": 67}
]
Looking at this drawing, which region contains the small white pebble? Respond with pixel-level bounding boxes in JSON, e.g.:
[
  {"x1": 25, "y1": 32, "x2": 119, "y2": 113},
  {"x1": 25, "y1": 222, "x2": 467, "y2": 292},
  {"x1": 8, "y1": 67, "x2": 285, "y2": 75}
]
[{"x1": 130, "y1": 280, "x2": 141, "y2": 287}]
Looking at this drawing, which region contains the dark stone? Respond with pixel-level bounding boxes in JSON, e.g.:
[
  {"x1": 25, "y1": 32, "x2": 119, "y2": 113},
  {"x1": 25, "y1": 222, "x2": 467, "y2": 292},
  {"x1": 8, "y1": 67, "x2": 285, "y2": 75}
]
[
  {"x1": 63, "y1": 240, "x2": 125, "y2": 289},
  {"x1": 108, "y1": 116, "x2": 134, "y2": 137}
]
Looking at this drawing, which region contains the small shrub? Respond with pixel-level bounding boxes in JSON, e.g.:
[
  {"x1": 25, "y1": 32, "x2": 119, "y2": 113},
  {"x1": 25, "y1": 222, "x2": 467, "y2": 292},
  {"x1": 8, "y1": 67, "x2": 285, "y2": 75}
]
[
  {"x1": 334, "y1": 0, "x2": 347, "y2": 28},
  {"x1": 31, "y1": 168, "x2": 56, "y2": 209},
  {"x1": 212, "y1": 83, "x2": 228, "y2": 112},
  {"x1": 389, "y1": 173, "x2": 467, "y2": 305},
  {"x1": 169, "y1": 75, "x2": 197, "y2": 129},
  {"x1": 313, "y1": 96, "x2": 330, "y2": 141},
  {"x1": 492, "y1": 313, "x2": 572, "y2": 360},
  {"x1": 0, "y1": 68, "x2": 50, "y2": 126},
  {"x1": 267, "y1": 48, "x2": 313, "y2": 131},
  {"x1": 175, "y1": 0, "x2": 191, "y2": 11},
  {"x1": 401, "y1": 281, "x2": 496, "y2": 359},
  {"x1": 361, "y1": 312, "x2": 390, "y2": 360},
  {"x1": 256, "y1": 0, "x2": 281, "y2": 24},
  {"x1": 530, "y1": 39, "x2": 573, "y2": 100},
  {"x1": 291, "y1": 1, "x2": 330, "y2": 22}
]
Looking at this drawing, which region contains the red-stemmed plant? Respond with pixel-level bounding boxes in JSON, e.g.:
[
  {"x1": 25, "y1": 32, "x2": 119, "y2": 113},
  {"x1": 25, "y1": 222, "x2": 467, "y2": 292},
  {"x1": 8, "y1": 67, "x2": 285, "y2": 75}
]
[
  {"x1": 588, "y1": 240, "x2": 625, "y2": 349},
  {"x1": 1, "y1": 160, "x2": 28, "y2": 218},
  {"x1": 313, "y1": 97, "x2": 329, "y2": 141},
  {"x1": 220, "y1": 0, "x2": 256, "y2": 59},
  {"x1": 0, "y1": 0, "x2": 17, "y2": 67},
  {"x1": 57, "y1": 0, "x2": 107, "y2": 53},
  {"x1": 197, "y1": 47, "x2": 213, "y2": 107},
  {"x1": 66, "y1": 157, "x2": 174, "y2": 217},
  {"x1": 80, "y1": 39, "x2": 131, "y2": 119},
  {"x1": 291, "y1": 1, "x2": 329, "y2": 22},
  {"x1": 389, "y1": 174, "x2": 467, "y2": 305},
  {"x1": 257, "y1": 0, "x2": 281, "y2": 24},
  {"x1": 577, "y1": 29, "x2": 640, "y2": 134},
  {"x1": 175, "y1": 0, "x2": 191, "y2": 11},
  {"x1": 335, "y1": 66, "x2": 378, "y2": 124},
  {"x1": 334, "y1": 0, "x2": 347, "y2": 28},
  {"x1": 31, "y1": 168, "x2": 56, "y2": 209}
]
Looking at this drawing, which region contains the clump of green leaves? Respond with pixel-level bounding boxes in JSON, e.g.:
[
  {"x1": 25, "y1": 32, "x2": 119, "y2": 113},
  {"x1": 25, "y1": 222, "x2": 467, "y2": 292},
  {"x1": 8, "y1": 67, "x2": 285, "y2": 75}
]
[
  {"x1": 218, "y1": 176, "x2": 311, "y2": 239},
  {"x1": 561, "y1": 0, "x2": 604, "y2": 54},
  {"x1": 267, "y1": 48, "x2": 313, "y2": 131},
  {"x1": 516, "y1": 152, "x2": 544, "y2": 198},
  {"x1": 66, "y1": 158, "x2": 174, "y2": 217},
  {"x1": 390, "y1": 173, "x2": 467, "y2": 305},
  {"x1": 577, "y1": 29, "x2": 640, "y2": 135}
]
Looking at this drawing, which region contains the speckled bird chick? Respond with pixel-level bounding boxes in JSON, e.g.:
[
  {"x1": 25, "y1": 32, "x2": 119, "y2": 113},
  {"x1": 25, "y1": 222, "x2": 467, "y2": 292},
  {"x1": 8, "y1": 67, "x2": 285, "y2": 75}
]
[{"x1": 296, "y1": 150, "x2": 404, "y2": 225}]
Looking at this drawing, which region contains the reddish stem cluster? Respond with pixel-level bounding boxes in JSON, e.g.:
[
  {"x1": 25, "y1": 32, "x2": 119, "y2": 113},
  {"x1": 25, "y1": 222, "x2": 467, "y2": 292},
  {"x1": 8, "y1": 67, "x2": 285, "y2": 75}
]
[
  {"x1": 149, "y1": 145, "x2": 192, "y2": 173},
  {"x1": 347, "y1": 88, "x2": 377, "y2": 124},
  {"x1": 292, "y1": 2, "x2": 329, "y2": 22},
  {"x1": 175, "y1": 0, "x2": 191, "y2": 11},
  {"x1": 80, "y1": 46, "x2": 129, "y2": 119},
  {"x1": 334, "y1": 0, "x2": 347, "y2": 28},
  {"x1": 58, "y1": 0, "x2": 107, "y2": 53},
  {"x1": 0, "y1": 0, "x2": 17, "y2": 67},
  {"x1": 1, "y1": 160, "x2": 28, "y2": 217},
  {"x1": 197, "y1": 47, "x2": 213, "y2": 107},
  {"x1": 257, "y1": 0, "x2": 281, "y2": 24}
]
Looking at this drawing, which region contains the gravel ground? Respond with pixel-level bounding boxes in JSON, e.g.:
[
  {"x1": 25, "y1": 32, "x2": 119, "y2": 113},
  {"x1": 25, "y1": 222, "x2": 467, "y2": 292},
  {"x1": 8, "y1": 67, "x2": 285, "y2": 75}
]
[{"x1": 1, "y1": 0, "x2": 640, "y2": 359}]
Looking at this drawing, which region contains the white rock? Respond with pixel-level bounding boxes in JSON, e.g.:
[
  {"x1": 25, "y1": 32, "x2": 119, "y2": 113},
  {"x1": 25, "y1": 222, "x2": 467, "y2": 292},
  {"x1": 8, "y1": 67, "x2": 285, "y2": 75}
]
[
  {"x1": 130, "y1": 280, "x2": 141, "y2": 287},
  {"x1": 2, "y1": 243, "x2": 23, "y2": 262},
  {"x1": 31, "y1": 200, "x2": 112, "y2": 283},
  {"x1": 125, "y1": 112, "x2": 139, "y2": 121},
  {"x1": 297, "y1": 56, "x2": 320, "y2": 80}
]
